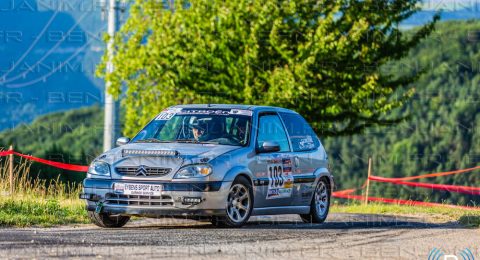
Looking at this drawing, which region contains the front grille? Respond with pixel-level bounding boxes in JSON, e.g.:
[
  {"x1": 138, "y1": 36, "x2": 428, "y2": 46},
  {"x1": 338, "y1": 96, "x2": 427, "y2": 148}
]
[
  {"x1": 115, "y1": 166, "x2": 172, "y2": 177},
  {"x1": 105, "y1": 194, "x2": 174, "y2": 207}
]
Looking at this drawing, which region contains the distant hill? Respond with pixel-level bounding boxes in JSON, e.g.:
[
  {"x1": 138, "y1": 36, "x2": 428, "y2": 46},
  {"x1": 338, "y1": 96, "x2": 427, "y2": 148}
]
[
  {"x1": 0, "y1": 105, "x2": 103, "y2": 183},
  {"x1": 0, "y1": 105, "x2": 103, "y2": 158},
  {"x1": 323, "y1": 20, "x2": 480, "y2": 205}
]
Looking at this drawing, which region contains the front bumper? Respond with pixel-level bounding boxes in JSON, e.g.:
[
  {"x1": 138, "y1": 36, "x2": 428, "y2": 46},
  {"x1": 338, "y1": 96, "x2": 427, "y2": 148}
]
[{"x1": 82, "y1": 178, "x2": 232, "y2": 217}]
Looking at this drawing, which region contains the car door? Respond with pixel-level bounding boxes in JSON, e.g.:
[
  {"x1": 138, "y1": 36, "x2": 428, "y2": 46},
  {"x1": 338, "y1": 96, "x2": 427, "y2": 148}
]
[
  {"x1": 250, "y1": 112, "x2": 295, "y2": 208},
  {"x1": 279, "y1": 112, "x2": 322, "y2": 206}
]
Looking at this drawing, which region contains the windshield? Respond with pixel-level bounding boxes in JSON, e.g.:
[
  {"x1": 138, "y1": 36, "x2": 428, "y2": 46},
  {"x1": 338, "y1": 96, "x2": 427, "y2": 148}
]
[{"x1": 132, "y1": 108, "x2": 252, "y2": 146}]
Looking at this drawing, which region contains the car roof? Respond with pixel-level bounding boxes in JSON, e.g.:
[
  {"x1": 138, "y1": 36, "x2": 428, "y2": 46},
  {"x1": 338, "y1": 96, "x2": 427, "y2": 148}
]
[{"x1": 170, "y1": 104, "x2": 298, "y2": 114}]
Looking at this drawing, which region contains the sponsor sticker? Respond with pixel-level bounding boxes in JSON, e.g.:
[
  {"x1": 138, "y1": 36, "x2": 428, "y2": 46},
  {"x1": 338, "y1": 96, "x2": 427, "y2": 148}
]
[
  {"x1": 266, "y1": 157, "x2": 294, "y2": 199},
  {"x1": 177, "y1": 109, "x2": 252, "y2": 116},
  {"x1": 299, "y1": 136, "x2": 315, "y2": 150},
  {"x1": 114, "y1": 183, "x2": 162, "y2": 196},
  {"x1": 229, "y1": 109, "x2": 253, "y2": 116},
  {"x1": 155, "y1": 108, "x2": 181, "y2": 120},
  {"x1": 178, "y1": 109, "x2": 230, "y2": 115}
]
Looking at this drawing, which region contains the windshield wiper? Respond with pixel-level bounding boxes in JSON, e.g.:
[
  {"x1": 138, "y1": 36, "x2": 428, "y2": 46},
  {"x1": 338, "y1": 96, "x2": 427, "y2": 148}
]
[
  {"x1": 133, "y1": 138, "x2": 168, "y2": 143},
  {"x1": 198, "y1": 141, "x2": 220, "y2": 144},
  {"x1": 174, "y1": 139, "x2": 198, "y2": 143},
  {"x1": 174, "y1": 139, "x2": 219, "y2": 144}
]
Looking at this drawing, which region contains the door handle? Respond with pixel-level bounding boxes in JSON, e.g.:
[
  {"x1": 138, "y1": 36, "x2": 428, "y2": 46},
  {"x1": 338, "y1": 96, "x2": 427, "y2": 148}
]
[{"x1": 294, "y1": 156, "x2": 300, "y2": 167}]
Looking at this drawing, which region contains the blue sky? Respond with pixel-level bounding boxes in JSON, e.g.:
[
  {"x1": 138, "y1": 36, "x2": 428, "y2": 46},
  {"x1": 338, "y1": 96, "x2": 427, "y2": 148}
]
[{"x1": 420, "y1": 0, "x2": 480, "y2": 10}]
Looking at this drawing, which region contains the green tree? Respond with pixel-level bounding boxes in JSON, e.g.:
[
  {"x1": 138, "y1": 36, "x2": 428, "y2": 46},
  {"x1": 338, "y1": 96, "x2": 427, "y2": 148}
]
[
  {"x1": 323, "y1": 21, "x2": 480, "y2": 205},
  {"x1": 98, "y1": 0, "x2": 438, "y2": 137}
]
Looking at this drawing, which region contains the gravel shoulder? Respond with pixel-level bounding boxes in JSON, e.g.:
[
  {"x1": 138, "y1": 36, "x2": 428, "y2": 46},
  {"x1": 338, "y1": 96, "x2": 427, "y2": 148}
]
[{"x1": 0, "y1": 213, "x2": 479, "y2": 259}]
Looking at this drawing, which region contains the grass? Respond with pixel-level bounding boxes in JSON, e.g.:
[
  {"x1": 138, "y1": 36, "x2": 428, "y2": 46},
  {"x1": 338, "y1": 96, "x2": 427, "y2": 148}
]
[
  {"x1": 0, "y1": 196, "x2": 88, "y2": 227},
  {"x1": 0, "y1": 154, "x2": 89, "y2": 227},
  {"x1": 331, "y1": 201, "x2": 480, "y2": 227}
]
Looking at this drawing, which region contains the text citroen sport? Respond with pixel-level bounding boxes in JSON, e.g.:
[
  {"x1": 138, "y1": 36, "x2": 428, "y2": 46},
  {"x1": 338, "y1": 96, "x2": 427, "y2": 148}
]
[{"x1": 81, "y1": 104, "x2": 333, "y2": 228}]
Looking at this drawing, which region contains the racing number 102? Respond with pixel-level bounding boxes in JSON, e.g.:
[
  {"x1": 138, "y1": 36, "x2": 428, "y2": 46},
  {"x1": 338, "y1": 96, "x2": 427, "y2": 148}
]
[{"x1": 268, "y1": 165, "x2": 284, "y2": 188}]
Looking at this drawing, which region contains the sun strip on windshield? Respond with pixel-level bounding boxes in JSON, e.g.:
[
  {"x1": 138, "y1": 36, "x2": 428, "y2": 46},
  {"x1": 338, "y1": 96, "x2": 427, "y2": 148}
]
[
  {"x1": 178, "y1": 109, "x2": 253, "y2": 116},
  {"x1": 155, "y1": 108, "x2": 252, "y2": 120}
]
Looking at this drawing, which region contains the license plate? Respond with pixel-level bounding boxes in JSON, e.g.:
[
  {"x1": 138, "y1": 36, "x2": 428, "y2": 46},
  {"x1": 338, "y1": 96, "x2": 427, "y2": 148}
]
[{"x1": 113, "y1": 183, "x2": 162, "y2": 196}]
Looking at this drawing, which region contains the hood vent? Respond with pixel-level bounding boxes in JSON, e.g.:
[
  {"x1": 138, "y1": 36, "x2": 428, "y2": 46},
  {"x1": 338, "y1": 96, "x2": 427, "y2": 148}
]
[{"x1": 122, "y1": 149, "x2": 179, "y2": 157}]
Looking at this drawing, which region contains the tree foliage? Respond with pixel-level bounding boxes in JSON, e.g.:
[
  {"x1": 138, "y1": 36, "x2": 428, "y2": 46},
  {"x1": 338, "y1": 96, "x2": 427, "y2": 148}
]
[
  {"x1": 99, "y1": 0, "x2": 438, "y2": 137},
  {"x1": 324, "y1": 20, "x2": 480, "y2": 205}
]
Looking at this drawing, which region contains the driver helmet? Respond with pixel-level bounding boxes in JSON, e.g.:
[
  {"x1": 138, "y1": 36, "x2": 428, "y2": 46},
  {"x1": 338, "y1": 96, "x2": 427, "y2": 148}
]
[{"x1": 190, "y1": 118, "x2": 208, "y2": 132}]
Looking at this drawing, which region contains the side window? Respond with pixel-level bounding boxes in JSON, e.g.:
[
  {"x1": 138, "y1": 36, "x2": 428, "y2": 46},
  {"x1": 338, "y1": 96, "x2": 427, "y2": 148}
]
[
  {"x1": 279, "y1": 112, "x2": 320, "y2": 152},
  {"x1": 256, "y1": 114, "x2": 290, "y2": 152}
]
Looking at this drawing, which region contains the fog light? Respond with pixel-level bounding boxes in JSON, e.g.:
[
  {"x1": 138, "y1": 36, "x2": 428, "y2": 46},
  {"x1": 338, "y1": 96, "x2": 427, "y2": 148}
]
[
  {"x1": 79, "y1": 193, "x2": 101, "y2": 201},
  {"x1": 79, "y1": 193, "x2": 91, "y2": 200},
  {"x1": 182, "y1": 197, "x2": 202, "y2": 205}
]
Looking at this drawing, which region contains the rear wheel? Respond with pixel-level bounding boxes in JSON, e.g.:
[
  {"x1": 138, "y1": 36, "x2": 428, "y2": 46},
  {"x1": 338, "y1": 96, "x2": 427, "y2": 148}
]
[
  {"x1": 211, "y1": 176, "x2": 253, "y2": 228},
  {"x1": 300, "y1": 178, "x2": 330, "y2": 223},
  {"x1": 88, "y1": 211, "x2": 130, "y2": 228}
]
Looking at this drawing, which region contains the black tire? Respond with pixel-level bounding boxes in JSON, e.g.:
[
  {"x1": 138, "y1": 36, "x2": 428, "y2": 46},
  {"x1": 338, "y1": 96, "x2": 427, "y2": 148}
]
[
  {"x1": 88, "y1": 211, "x2": 130, "y2": 228},
  {"x1": 211, "y1": 176, "x2": 254, "y2": 228},
  {"x1": 300, "y1": 177, "x2": 331, "y2": 224}
]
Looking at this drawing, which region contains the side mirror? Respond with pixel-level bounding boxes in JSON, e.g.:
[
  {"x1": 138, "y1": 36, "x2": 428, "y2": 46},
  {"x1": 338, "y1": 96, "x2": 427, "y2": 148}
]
[
  {"x1": 116, "y1": 137, "x2": 130, "y2": 146},
  {"x1": 257, "y1": 141, "x2": 281, "y2": 153}
]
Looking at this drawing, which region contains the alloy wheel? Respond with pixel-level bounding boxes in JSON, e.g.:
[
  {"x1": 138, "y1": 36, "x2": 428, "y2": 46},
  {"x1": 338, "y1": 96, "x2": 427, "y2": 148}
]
[
  {"x1": 227, "y1": 184, "x2": 251, "y2": 223},
  {"x1": 315, "y1": 181, "x2": 329, "y2": 218}
]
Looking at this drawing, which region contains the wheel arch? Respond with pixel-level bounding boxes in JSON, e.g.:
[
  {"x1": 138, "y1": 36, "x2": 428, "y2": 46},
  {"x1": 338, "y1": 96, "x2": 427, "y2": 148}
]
[
  {"x1": 222, "y1": 166, "x2": 254, "y2": 187},
  {"x1": 313, "y1": 167, "x2": 334, "y2": 193}
]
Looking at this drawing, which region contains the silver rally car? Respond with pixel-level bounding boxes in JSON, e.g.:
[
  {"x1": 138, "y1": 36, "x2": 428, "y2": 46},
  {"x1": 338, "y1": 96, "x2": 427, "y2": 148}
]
[{"x1": 82, "y1": 104, "x2": 333, "y2": 228}]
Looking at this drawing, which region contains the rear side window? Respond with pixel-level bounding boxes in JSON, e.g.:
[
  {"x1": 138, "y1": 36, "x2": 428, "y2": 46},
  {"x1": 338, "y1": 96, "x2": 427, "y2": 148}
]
[{"x1": 279, "y1": 112, "x2": 319, "y2": 152}]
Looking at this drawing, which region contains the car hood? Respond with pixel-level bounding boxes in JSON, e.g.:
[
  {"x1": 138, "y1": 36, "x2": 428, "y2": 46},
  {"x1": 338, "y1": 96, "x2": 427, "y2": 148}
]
[{"x1": 99, "y1": 142, "x2": 241, "y2": 165}]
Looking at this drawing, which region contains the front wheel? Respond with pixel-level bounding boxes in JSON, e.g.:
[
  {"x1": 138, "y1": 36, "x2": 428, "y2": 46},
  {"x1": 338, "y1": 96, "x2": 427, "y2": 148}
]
[
  {"x1": 88, "y1": 211, "x2": 130, "y2": 228},
  {"x1": 300, "y1": 178, "x2": 330, "y2": 223},
  {"x1": 211, "y1": 176, "x2": 253, "y2": 228}
]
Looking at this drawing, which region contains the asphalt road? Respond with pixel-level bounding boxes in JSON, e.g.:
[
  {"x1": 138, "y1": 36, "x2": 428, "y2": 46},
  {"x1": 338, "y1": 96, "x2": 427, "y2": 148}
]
[{"x1": 0, "y1": 214, "x2": 479, "y2": 259}]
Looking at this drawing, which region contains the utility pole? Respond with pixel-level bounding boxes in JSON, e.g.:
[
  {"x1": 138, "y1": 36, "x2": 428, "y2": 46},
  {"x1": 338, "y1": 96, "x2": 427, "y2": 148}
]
[{"x1": 102, "y1": 0, "x2": 120, "y2": 152}]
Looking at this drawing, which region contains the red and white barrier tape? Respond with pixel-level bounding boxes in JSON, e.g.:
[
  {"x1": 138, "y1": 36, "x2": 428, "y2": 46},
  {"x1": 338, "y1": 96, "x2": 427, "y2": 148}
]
[
  {"x1": 368, "y1": 175, "x2": 480, "y2": 195},
  {"x1": 332, "y1": 192, "x2": 480, "y2": 211},
  {"x1": 0, "y1": 149, "x2": 88, "y2": 172},
  {"x1": 0, "y1": 150, "x2": 13, "y2": 157},
  {"x1": 332, "y1": 165, "x2": 480, "y2": 209},
  {"x1": 2, "y1": 148, "x2": 480, "y2": 209},
  {"x1": 383, "y1": 165, "x2": 480, "y2": 181}
]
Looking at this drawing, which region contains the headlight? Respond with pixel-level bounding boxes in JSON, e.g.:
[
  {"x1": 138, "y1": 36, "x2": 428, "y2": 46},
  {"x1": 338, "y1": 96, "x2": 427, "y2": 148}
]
[
  {"x1": 174, "y1": 164, "x2": 212, "y2": 179},
  {"x1": 88, "y1": 161, "x2": 111, "y2": 177}
]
